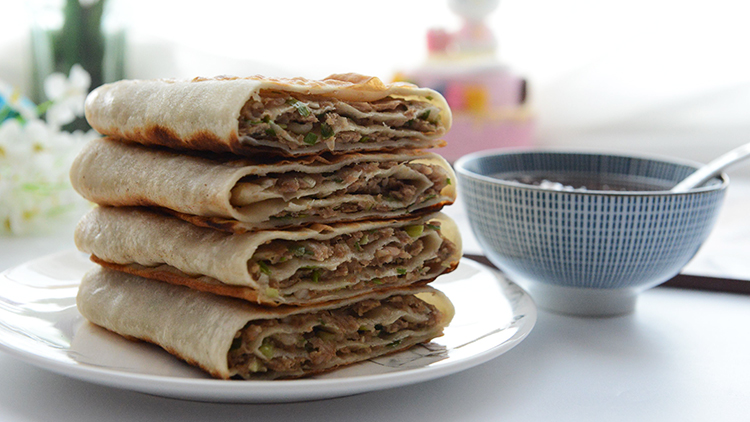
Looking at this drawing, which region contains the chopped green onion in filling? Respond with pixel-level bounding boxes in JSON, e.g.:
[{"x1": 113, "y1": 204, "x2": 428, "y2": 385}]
[
  {"x1": 311, "y1": 269, "x2": 321, "y2": 283},
  {"x1": 288, "y1": 245, "x2": 310, "y2": 257},
  {"x1": 320, "y1": 123, "x2": 334, "y2": 139},
  {"x1": 258, "y1": 261, "x2": 272, "y2": 276},
  {"x1": 303, "y1": 132, "x2": 318, "y2": 145},
  {"x1": 387, "y1": 339, "x2": 402, "y2": 348},
  {"x1": 421, "y1": 194, "x2": 437, "y2": 203},
  {"x1": 404, "y1": 224, "x2": 424, "y2": 238},
  {"x1": 259, "y1": 339, "x2": 275, "y2": 358},
  {"x1": 287, "y1": 98, "x2": 311, "y2": 117}
]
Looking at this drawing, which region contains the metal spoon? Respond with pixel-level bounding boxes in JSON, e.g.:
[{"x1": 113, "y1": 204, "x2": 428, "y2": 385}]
[{"x1": 671, "y1": 142, "x2": 750, "y2": 193}]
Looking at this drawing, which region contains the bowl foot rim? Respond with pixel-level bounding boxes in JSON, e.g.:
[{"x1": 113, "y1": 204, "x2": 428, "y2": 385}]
[{"x1": 519, "y1": 282, "x2": 640, "y2": 318}]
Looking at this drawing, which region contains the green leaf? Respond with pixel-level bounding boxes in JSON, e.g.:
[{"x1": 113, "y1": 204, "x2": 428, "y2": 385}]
[
  {"x1": 0, "y1": 104, "x2": 14, "y2": 122},
  {"x1": 35, "y1": 100, "x2": 54, "y2": 116}
]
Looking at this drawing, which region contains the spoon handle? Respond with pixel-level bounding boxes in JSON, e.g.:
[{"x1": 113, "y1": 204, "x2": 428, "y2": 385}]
[{"x1": 671, "y1": 142, "x2": 750, "y2": 193}]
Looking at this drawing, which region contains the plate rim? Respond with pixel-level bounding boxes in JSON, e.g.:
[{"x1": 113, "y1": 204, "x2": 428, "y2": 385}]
[{"x1": 0, "y1": 252, "x2": 537, "y2": 402}]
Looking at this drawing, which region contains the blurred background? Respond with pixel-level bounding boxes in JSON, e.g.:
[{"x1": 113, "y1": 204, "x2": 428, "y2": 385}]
[
  {"x1": 2, "y1": 0, "x2": 750, "y2": 235},
  {"x1": 3, "y1": 0, "x2": 750, "y2": 162}
]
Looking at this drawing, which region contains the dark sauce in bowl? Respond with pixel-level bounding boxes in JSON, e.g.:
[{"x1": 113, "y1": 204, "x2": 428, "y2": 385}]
[{"x1": 495, "y1": 172, "x2": 674, "y2": 192}]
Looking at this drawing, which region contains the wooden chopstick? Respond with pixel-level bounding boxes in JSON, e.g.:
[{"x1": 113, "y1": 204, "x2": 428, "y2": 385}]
[{"x1": 463, "y1": 254, "x2": 750, "y2": 296}]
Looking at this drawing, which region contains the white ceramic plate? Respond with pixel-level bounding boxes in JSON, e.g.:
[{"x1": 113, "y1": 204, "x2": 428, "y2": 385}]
[{"x1": 0, "y1": 251, "x2": 536, "y2": 403}]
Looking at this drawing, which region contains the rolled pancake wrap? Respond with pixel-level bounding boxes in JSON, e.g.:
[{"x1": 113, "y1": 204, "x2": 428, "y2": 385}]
[
  {"x1": 84, "y1": 73, "x2": 451, "y2": 157},
  {"x1": 77, "y1": 266, "x2": 454, "y2": 379},
  {"x1": 70, "y1": 137, "x2": 457, "y2": 232},
  {"x1": 74, "y1": 207, "x2": 462, "y2": 306}
]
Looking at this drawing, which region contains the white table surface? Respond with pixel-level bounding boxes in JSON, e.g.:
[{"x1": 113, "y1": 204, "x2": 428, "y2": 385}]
[{"x1": 1, "y1": 182, "x2": 749, "y2": 421}]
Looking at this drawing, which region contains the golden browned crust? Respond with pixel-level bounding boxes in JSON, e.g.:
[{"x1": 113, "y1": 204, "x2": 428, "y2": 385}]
[
  {"x1": 91, "y1": 256, "x2": 267, "y2": 305},
  {"x1": 84, "y1": 73, "x2": 451, "y2": 158},
  {"x1": 86, "y1": 321, "x2": 229, "y2": 379},
  {"x1": 85, "y1": 314, "x2": 445, "y2": 381},
  {"x1": 90, "y1": 255, "x2": 458, "y2": 309}
]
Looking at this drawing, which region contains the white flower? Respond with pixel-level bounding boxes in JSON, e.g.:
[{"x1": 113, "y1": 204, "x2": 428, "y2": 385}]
[
  {"x1": 0, "y1": 120, "x2": 99, "y2": 235},
  {"x1": 0, "y1": 66, "x2": 100, "y2": 235},
  {"x1": 0, "y1": 83, "x2": 38, "y2": 121},
  {"x1": 44, "y1": 64, "x2": 91, "y2": 128}
]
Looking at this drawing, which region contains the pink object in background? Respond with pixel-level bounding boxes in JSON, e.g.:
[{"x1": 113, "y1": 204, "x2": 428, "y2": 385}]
[
  {"x1": 426, "y1": 29, "x2": 452, "y2": 53},
  {"x1": 443, "y1": 82, "x2": 466, "y2": 110},
  {"x1": 434, "y1": 113, "x2": 535, "y2": 162},
  {"x1": 395, "y1": 0, "x2": 535, "y2": 163}
]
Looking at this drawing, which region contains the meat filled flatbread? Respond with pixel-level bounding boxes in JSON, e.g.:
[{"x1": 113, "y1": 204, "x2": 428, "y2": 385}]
[
  {"x1": 74, "y1": 207, "x2": 462, "y2": 306},
  {"x1": 77, "y1": 266, "x2": 454, "y2": 380},
  {"x1": 70, "y1": 137, "x2": 456, "y2": 232},
  {"x1": 84, "y1": 73, "x2": 451, "y2": 157}
]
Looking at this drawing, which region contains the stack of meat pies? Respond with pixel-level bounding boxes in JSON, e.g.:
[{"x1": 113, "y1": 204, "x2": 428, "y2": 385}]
[{"x1": 71, "y1": 73, "x2": 462, "y2": 380}]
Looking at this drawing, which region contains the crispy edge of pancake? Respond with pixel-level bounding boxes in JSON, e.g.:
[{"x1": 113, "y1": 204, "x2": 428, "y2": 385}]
[
  {"x1": 84, "y1": 73, "x2": 451, "y2": 158},
  {"x1": 77, "y1": 266, "x2": 453, "y2": 379},
  {"x1": 90, "y1": 255, "x2": 459, "y2": 308},
  {"x1": 163, "y1": 200, "x2": 454, "y2": 234}
]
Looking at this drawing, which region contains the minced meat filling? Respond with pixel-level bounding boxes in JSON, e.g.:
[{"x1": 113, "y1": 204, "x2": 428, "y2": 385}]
[
  {"x1": 227, "y1": 294, "x2": 440, "y2": 379},
  {"x1": 246, "y1": 222, "x2": 457, "y2": 301},
  {"x1": 249, "y1": 223, "x2": 444, "y2": 284},
  {"x1": 235, "y1": 161, "x2": 451, "y2": 218},
  {"x1": 238, "y1": 92, "x2": 441, "y2": 150}
]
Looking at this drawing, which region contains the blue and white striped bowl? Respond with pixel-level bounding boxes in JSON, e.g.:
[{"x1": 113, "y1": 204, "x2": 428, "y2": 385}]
[{"x1": 455, "y1": 149, "x2": 728, "y2": 316}]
